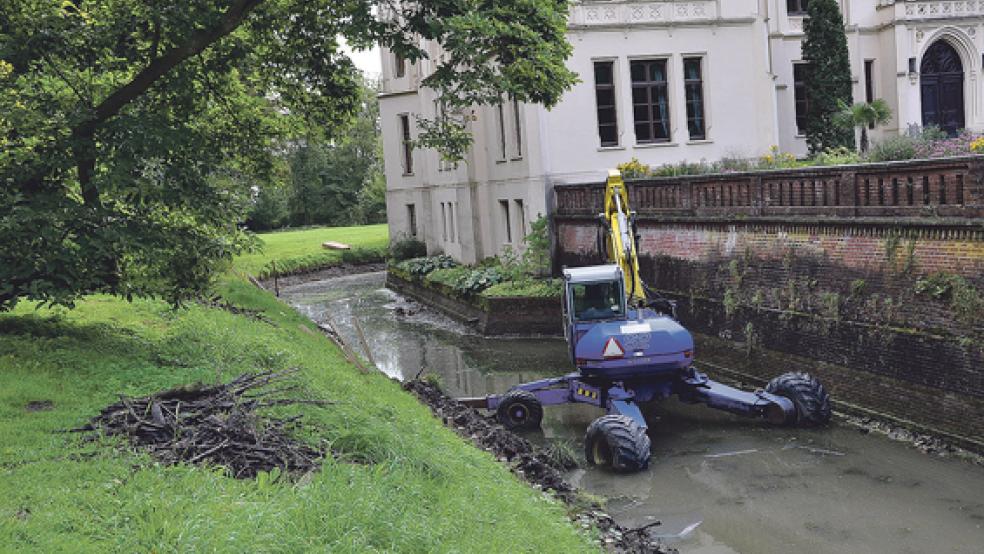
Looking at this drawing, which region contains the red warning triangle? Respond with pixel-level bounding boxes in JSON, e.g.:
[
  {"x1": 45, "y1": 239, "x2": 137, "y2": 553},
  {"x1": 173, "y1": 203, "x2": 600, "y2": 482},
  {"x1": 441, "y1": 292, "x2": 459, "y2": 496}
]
[{"x1": 602, "y1": 337, "x2": 624, "y2": 359}]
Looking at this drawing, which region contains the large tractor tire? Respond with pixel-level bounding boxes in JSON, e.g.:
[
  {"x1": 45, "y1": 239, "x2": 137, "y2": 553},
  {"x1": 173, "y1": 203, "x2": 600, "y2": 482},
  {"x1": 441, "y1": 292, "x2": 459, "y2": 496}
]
[
  {"x1": 584, "y1": 415, "x2": 651, "y2": 473},
  {"x1": 496, "y1": 390, "x2": 544, "y2": 431},
  {"x1": 765, "y1": 372, "x2": 832, "y2": 427}
]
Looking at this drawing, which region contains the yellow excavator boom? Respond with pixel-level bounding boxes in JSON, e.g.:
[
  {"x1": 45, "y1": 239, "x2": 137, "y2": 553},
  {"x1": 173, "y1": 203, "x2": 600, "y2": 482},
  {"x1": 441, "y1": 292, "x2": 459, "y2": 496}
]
[{"x1": 602, "y1": 169, "x2": 647, "y2": 304}]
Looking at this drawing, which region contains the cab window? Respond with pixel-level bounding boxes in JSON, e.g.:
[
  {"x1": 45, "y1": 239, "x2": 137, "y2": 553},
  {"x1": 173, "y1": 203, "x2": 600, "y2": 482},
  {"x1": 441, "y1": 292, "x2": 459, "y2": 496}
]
[{"x1": 571, "y1": 281, "x2": 625, "y2": 321}]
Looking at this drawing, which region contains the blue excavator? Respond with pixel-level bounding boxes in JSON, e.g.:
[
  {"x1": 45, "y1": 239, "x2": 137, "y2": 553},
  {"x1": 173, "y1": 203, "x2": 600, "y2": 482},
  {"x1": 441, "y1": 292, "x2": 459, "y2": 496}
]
[{"x1": 461, "y1": 169, "x2": 831, "y2": 472}]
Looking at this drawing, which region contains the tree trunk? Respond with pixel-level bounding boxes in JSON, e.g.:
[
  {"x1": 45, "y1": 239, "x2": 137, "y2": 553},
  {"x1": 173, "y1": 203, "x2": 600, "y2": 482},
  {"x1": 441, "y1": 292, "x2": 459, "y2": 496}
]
[{"x1": 860, "y1": 126, "x2": 869, "y2": 154}]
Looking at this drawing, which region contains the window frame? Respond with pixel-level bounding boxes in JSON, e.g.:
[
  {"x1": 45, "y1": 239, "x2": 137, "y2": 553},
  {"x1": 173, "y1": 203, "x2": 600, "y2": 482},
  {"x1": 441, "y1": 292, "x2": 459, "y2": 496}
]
[
  {"x1": 787, "y1": 0, "x2": 809, "y2": 16},
  {"x1": 629, "y1": 58, "x2": 672, "y2": 144},
  {"x1": 592, "y1": 59, "x2": 620, "y2": 147},
  {"x1": 793, "y1": 63, "x2": 810, "y2": 137},
  {"x1": 394, "y1": 52, "x2": 406, "y2": 78},
  {"x1": 682, "y1": 56, "x2": 707, "y2": 141},
  {"x1": 399, "y1": 114, "x2": 413, "y2": 175},
  {"x1": 499, "y1": 199, "x2": 512, "y2": 245},
  {"x1": 406, "y1": 204, "x2": 417, "y2": 238},
  {"x1": 512, "y1": 99, "x2": 523, "y2": 159},
  {"x1": 496, "y1": 102, "x2": 507, "y2": 161}
]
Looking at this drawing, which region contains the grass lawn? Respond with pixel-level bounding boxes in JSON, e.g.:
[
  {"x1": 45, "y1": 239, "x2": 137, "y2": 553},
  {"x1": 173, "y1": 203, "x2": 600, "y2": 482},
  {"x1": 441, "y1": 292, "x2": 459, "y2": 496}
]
[
  {"x1": 0, "y1": 225, "x2": 595, "y2": 552},
  {"x1": 234, "y1": 224, "x2": 390, "y2": 278}
]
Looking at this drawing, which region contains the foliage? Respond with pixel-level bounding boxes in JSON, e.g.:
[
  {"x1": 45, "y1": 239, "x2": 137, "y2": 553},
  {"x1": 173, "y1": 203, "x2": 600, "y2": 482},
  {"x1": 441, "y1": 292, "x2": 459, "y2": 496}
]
[
  {"x1": 650, "y1": 160, "x2": 713, "y2": 177},
  {"x1": 482, "y1": 278, "x2": 563, "y2": 298},
  {"x1": 833, "y1": 99, "x2": 892, "y2": 153},
  {"x1": 390, "y1": 236, "x2": 427, "y2": 261},
  {"x1": 521, "y1": 215, "x2": 552, "y2": 277},
  {"x1": 282, "y1": 80, "x2": 385, "y2": 227},
  {"x1": 970, "y1": 136, "x2": 984, "y2": 154},
  {"x1": 617, "y1": 158, "x2": 652, "y2": 179},
  {"x1": 0, "y1": 0, "x2": 577, "y2": 310},
  {"x1": 802, "y1": 0, "x2": 855, "y2": 153},
  {"x1": 246, "y1": 179, "x2": 291, "y2": 231},
  {"x1": 453, "y1": 267, "x2": 505, "y2": 296},
  {"x1": 0, "y1": 280, "x2": 595, "y2": 551},
  {"x1": 913, "y1": 129, "x2": 981, "y2": 159},
  {"x1": 867, "y1": 136, "x2": 918, "y2": 162},
  {"x1": 812, "y1": 146, "x2": 861, "y2": 166},
  {"x1": 908, "y1": 123, "x2": 948, "y2": 142},
  {"x1": 397, "y1": 255, "x2": 458, "y2": 278},
  {"x1": 758, "y1": 145, "x2": 799, "y2": 169},
  {"x1": 914, "y1": 272, "x2": 983, "y2": 325}
]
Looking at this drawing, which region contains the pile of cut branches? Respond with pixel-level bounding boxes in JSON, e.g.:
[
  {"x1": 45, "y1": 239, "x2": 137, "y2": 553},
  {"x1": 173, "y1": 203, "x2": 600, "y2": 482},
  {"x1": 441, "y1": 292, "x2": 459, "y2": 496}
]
[{"x1": 75, "y1": 370, "x2": 328, "y2": 478}]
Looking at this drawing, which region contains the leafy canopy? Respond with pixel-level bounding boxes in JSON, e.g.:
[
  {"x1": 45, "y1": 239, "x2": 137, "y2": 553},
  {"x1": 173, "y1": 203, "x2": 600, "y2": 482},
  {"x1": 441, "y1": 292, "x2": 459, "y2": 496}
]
[
  {"x1": 0, "y1": 0, "x2": 577, "y2": 309},
  {"x1": 801, "y1": 0, "x2": 854, "y2": 154}
]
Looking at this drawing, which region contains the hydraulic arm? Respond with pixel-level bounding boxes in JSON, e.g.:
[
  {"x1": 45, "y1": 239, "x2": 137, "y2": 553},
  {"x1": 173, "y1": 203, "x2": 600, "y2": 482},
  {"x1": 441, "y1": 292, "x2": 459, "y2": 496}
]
[{"x1": 601, "y1": 169, "x2": 646, "y2": 304}]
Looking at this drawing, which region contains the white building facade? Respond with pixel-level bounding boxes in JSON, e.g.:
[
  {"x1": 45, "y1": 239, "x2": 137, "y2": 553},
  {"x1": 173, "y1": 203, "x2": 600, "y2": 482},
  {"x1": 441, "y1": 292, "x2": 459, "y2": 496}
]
[{"x1": 380, "y1": 0, "x2": 984, "y2": 263}]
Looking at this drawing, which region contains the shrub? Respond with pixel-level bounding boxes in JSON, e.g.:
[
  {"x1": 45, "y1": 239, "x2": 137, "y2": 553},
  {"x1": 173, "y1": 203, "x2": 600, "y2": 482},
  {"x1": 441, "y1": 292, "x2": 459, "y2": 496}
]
[
  {"x1": 341, "y1": 247, "x2": 387, "y2": 265},
  {"x1": 390, "y1": 236, "x2": 427, "y2": 261},
  {"x1": 971, "y1": 136, "x2": 984, "y2": 154},
  {"x1": 617, "y1": 158, "x2": 651, "y2": 179},
  {"x1": 914, "y1": 129, "x2": 980, "y2": 159},
  {"x1": 650, "y1": 160, "x2": 710, "y2": 177},
  {"x1": 397, "y1": 255, "x2": 458, "y2": 277},
  {"x1": 867, "y1": 136, "x2": 917, "y2": 162},
  {"x1": 453, "y1": 267, "x2": 505, "y2": 296},
  {"x1": 482, "y1": 278, "x2": 562, "y2": 298},
  {"x1": 811, "y1": 146, "x2": 861, "y2": 166},
  {"x1": 758, "y1": 145, "x2": 799, "y2": 169}
]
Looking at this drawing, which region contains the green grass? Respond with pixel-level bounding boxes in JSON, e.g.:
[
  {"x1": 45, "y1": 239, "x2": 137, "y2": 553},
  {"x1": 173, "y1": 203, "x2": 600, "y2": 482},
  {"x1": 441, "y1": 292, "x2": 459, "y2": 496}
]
[
  {"x1": 482, "y1": 278, "x2": 563, "y2": 298},
  {"x1": 0, "y1": 225, "x2": 596, "y2": 553},
  {"x1": 235, "y1": 224, "x2": 389, "y2": 278}
]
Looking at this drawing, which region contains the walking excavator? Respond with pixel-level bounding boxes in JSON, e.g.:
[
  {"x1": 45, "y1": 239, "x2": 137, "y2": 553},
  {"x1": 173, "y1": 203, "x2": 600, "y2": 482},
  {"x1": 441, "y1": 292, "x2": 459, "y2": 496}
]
[{"x1": 461, "y1": 169, "x2": 831, "y2": 472}]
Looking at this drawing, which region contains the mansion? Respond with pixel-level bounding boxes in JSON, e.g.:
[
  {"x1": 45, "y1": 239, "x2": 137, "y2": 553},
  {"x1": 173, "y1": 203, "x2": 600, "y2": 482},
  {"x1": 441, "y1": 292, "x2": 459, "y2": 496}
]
[{"x1": 379, "y1": 0, "x2": 984, "y2": 263}]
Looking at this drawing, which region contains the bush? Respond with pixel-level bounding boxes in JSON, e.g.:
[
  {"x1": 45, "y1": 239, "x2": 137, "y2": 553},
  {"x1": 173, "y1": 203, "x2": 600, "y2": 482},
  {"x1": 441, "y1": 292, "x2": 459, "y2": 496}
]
[
  {"x1": 481, "y1": 278, "x2": 562, "y2": 298},
  {"x1": 811, "y1": 146, "x2": 861, "y2": 166},
  {"x1": 758, "y1": 145, "x2": 799, "y2": 169},
  {"x1": 453, "y1": 267, "x2": 505, "y2": 296},
  {"x1": 341, "y1": 247, "x2": 387, "y2": 265},
  {"x1": 650, "y1": 160, "x2": 711, "y2": 177},
  {"x1": 617, "y1": 158, "x2": 651, "y2": 179},
  {"x1": 914, "y1": 129, "x2": 979, "y2": 159},
  {"x1": 390, "y1": 236, "x2": 427, "y2": 261},
  {"x1": 397, "y1": 255, "x2": 458, "y2": 277},
  {"x1": 867, "y1": 136, "x2": 917, "y2": 162},
  {"x1": 246, "y1": 185, "x2": 290, "y2": 231}
]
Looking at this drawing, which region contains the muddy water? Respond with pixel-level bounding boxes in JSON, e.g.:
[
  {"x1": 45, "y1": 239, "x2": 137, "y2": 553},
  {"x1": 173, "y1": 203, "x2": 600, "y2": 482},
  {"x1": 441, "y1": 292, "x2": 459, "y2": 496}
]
[{"x1": 282, "y1": 273, "x2": 984, "y2": 554}]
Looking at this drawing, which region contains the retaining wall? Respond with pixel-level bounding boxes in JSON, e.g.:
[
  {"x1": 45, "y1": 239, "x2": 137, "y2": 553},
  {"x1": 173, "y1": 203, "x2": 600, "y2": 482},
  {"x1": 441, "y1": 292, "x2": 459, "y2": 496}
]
[
  {"x1": 554, "y1": 156, "x2": 984, "y2": 448},
  {"x1": 385, "y1": 270, "x2": 561, "y2": 336}
]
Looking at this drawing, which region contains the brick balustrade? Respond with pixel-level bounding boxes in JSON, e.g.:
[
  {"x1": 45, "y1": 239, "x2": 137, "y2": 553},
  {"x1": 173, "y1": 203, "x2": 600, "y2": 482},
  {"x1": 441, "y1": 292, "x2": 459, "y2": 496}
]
[{"x1": 555, "y1": 155, "x2": 984, "y2": 221}]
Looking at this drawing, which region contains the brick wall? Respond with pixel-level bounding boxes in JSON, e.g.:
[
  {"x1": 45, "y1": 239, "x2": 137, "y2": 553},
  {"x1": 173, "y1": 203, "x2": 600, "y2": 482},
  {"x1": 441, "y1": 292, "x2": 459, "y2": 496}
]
[{"x1": 554, "y1": 156, "x2": 984, "y2": 448}]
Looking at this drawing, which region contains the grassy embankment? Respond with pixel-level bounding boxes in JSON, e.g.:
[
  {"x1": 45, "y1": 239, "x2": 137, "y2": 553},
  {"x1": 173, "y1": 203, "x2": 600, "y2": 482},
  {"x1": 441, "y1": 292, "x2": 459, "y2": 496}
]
[{"x1": 0, "y1": 225, "x2": 595, "y2": 552}]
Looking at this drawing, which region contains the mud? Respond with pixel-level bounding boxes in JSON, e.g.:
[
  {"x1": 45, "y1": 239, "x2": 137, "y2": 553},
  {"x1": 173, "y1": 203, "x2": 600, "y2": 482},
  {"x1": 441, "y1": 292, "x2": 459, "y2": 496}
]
[{"x1": 404, "y1": 379, "x2": 677, "y2": 554}]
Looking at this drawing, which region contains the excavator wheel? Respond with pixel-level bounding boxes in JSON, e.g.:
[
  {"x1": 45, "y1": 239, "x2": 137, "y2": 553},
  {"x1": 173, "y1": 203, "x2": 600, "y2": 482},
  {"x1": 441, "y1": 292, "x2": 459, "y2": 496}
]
[
  {"x1": 765, "y1": 372, "x2": 832, "y2": 427},
  {"x1": 584, "y1": 415, "x2": 651, "y2": 473},
  {"x1": 496, "y1": 390, "x2": 543, "y2": 431}
]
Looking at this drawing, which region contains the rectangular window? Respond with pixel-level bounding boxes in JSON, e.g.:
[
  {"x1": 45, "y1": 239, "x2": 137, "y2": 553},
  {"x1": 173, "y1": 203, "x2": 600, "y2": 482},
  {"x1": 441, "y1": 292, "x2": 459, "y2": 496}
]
[
  {"x1": 399, "y1": 114, "x2": 413, "y2": 174},
  {"x1": 683, "y1": 57, "x2": 706, "y2": 140},
  {"x1": 514, "y1": 199, "x2": 526, "y2": 240},
  {"x1": 451, "y1": 202, "x2": 459, "y2": 243},
  {"x1": 512, "y1": 99, "x2": 523, "y2": 158},
  {"x1": 499, "y1": 200, "x2": 512, "y2": 244},
  {"x1": 864, "y1": 60, "x2": 875, "y2": 103},
  {"x1": 787, "y1": 0, "x2": 809, "y2": 15},
  {"x1": 440, "y1": 202, "x2": 448, "y2": 241},
  {"x1": 395, "y1": 53, "x2": 406, "y2": 78},
  {"x1": 449, "y1": 202, "x2": 456, "y2": 243},
  {"x1": 496, "y1": 103, "x2": 507, "y2": 160},
  {"x1": 864, "y1": 60, "x2": 875, "y2": 129},
  {"x1": 793, "y1": 63, "x2": 809, "y2": 135},
  {"x1": 593, "y1": 61, "x2": 619, "y2": 147},
  {"x1": 630, "y1": 59, "x2": 671, "y2": 143},
  {"x1": 406, "y1": 204, "x2": 417, "y2": 238}
]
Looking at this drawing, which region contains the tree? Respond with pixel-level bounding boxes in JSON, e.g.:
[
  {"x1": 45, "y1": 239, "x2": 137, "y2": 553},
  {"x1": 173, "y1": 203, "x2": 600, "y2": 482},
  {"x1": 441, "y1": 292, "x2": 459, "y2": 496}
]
[
  {"x1": 0, "y1": 0, "x2": 577, "y2": 309},
  {"x1": 801, "y1": 0, "x2": 854, "y2": 154},
  {"x1": 834, "y1": 99, "x2": 892, "y2": 154}
]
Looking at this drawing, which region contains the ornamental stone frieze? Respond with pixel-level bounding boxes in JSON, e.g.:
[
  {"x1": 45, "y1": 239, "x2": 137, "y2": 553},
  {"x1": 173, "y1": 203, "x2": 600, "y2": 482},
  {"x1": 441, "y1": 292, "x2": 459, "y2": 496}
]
[
  {"x1": 569, "y1": 1, "x2": 718, "y2": 28},
  {"x1": 900, "y1": 1, "x2": 984, "y2": 19}
]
